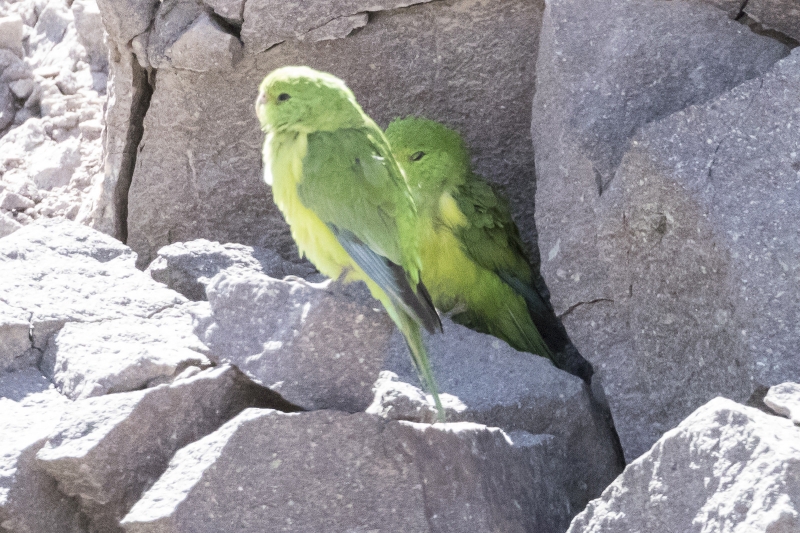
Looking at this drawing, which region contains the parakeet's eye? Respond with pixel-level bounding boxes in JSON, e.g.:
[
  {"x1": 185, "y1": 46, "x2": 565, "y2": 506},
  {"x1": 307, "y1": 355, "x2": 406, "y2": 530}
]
[
  {"x1": 410, "y1": 151, "x2": 425, "y2": 161},
  {"x1": 277, "y1": 93, "x2": 291, "y2": 102}
]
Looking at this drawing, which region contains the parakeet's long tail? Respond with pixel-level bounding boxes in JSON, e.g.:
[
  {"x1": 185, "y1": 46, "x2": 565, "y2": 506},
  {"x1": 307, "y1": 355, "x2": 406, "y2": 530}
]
[
  {"x1": 499, "y1": 271, "x2": 594, "y2": 382},
  {"x1": 396, "y1": 310, "x2": 445, "y2": 422}
]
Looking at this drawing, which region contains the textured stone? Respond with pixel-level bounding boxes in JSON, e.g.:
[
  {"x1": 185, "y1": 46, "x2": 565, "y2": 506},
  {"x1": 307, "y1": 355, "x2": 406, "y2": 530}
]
[
  {"x1": 746, "y1": 0, "x2": 800, "y2": 42},
  {"x1": 240, "y1": 0, "x2": 434, "y2": 52},
  {"x1": 0, "y1": 14, "x2": 24, "y2": 58},
  {"x1": 567, "y1": 398, "x2": 800, "y2": 533},
  {"x1": 764, "y1": 382, "x2": 800, "y2": 425},
  {"x1": 0, "y1": 82, "x2": 13, "y2": 131},
  {"x1": 203, "y1": 0, "x2": 244, "y2": 23},
  {"x1": 0, "y1": 211, "x2": 22, "y2": 238},
  {"x1": 168, "y1": 13, "x2": 242, "y2": 73},
  {"x1": 0, "y1": 367, "x2": 86, "y2": 533},
  {"x1": 40, "y1": 302, "x2": 213, "y2": 400},
  {"x1": 200, "y1": 270, "x2": 622, "y2": 512},
  {"x1": 0, "y1": 220, "x2": 184, "y2": 371},
  {"x1": 124, "y1": 0, "x2": 543, "y2": 268},
  {"x1": 145, "y1": 239, "x2": 316, "y2": 301},
  {"x1": 71, "y1": 0, "x2": 108, "y2": 73},
  {"x1": 0, "y1": 190, "x2": 35, "y2": 211},
  {"x1": 121, "y1": 409, "x2": 573, "y2": 533},
  {"x1": 533, "y1": 0, "x2": 792, "y2": 460},
  {"x1": 95, "y1": 0, "x2": 158, "y2": 43},
  {"x1": 36, "y1": 365, "x2": 288, "y2": 533}
]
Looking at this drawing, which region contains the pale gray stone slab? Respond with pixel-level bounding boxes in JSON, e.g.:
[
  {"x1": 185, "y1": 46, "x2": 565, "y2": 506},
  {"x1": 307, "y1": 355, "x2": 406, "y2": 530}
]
[{"x1": 567, "y1": 397, "x2": 800, "y2": 533}]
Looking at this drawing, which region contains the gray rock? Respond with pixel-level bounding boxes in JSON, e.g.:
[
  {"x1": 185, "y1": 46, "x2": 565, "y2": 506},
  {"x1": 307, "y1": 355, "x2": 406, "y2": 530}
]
[
  {"x1": 764, "y1": 382, "x2": 800, "y2": 425},
  {"x1": 40, "y1": 302, "x2": 213, "y2": 399},
  {"x1": 8, "y1": 78, "x2": 34, "y2": 100},
  {"x1": 200, "y1": 271, "x2": 622, "y2": 512},
  {"x1": 0, "y1": 211, "x2": 22, "y2": 238},
  {"x1": 533, "y1": 0, "x2": 793, "y2": 461},
  {"x1": 0, "y1": 367, "x2": 86, "y2": 533},
  {"x1": 0, "y1": 301, "x2": 30, "y2": 372},
  {"x1": 71, "y1": 0, "x2": 108, "y2": 73},
  {"x1": 168, "y1": 13, "x2": 242, "y2": 72},
  {"x1": 201, "y1": 271, "x2": 395, "y2": 412},
  {"x1": 121, "y1": 409, "x2": 573, "y2": 533},
  {"x1": 145, "y1": 239, "x2": 316, "y2": 301},
  {"x1": 203, "y1": 0, "x2": 245, "y2": 24},
  {"x1": 700, "y1": 0, "x2": 747, "y2": 17},
  {"x1": 745, "y1": 0, "x2": 800, "y2": 42},
  {"x1": 145, "y1": 0, "x2": 204, "y2": 69},
  {"x1": 83, "y1": 47, "x2": 149, "y2": 239},
  {"x1": 0, "y1": 190, "x2": 35, "y2": 211},
  {"x1": 36, "y1": 365, "x2": 287, "y2": 533},
  {"x1": 567, "y1": 397, "x2": 800, "y2": 533},
  {"x1": 0, "y1": 14, "x2": 24, "y2": 58},
  {"x1": 0, "y1": 82, "x2": 14, "y2": 131},
  {"x1": 94, "y1": 0, "x2": 159, "y2": 43},
  {"x1": 121, "y1": 0, "x2": 543, "y2": 268},
  {"x1": 303, "y1": 13, "x2": 369, "y2": 42},
  {"x1": 0, "y1": 220, "x2": 184, "y2": 371},
  {"x1": 241, "y1": 0, "x2": 433, "y2": 52}
]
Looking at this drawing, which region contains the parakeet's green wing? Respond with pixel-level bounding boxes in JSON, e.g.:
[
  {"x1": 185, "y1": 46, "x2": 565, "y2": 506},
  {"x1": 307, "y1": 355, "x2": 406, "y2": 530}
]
[
  {"x1": 298, "y1": 127, "x2": 441, "y2": 334},
  {"x1": 451, "y1": 176, "x2": 532, "y2": 282}
]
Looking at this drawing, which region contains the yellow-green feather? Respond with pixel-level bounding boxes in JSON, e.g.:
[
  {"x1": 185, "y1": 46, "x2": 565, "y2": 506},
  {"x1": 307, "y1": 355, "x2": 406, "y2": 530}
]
[{"x1": 386, "y1": 117, "x2": 554, "y2": 361}]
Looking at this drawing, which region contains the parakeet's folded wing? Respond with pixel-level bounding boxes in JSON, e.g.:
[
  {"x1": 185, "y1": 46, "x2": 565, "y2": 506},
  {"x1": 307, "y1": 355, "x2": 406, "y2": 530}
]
[
  {"x1": 298, "y1": 127, "x2": 441, "y2": 334},
  {"x1": 450, "y1": 175, "x2": 532, "y2": 283}
]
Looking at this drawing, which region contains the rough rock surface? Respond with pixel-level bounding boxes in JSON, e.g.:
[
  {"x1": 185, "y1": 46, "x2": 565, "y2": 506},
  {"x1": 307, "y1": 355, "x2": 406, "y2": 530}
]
[
  {"x1": 533, "y1": 0, "x2": 795, "y2": 460},
  {"x1": 0, "y1": 367, "x2": 85, "y2": 533},
  {"x1": 0, "y1": 219, "x2": 187, "y2": 373},
  {"x1": 121, "y1": 409, "x2": 573, "y2": 533},
  {"x1": 764, "y1": 382, "x2": 800, "y2": 425},
  {"x1": 0, "y1": 0, "x2": 109, "y2": 233},
  {"x1": 199, "y1": 270, "x2": 622, "y2": 512},
  {"x1": 567, "y1": 397, "x2": 800, "y2": 533},
  {"x1": 145, "y1": 239, "x2": 317, "y2": 301},
  {"x1": 36, "y1": 365, "x2": 291, "y2": 533},
  {"x1": 40, "y1": 303, "x2": 213, "y2": 399},
  {"x1": 94, "y1": 0, "x2": 545, "y2": 267},
  {"x1": 744, "y1": 0, "x2": 800, "y2": 42}
]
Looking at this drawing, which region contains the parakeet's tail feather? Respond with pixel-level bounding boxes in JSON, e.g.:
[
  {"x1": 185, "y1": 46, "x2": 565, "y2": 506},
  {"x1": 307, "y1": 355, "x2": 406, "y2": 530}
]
[
  {"x1": 498, "y1": 269, "x2": 594, "y2": 382},
  {"x1": 330, "y1": 224, "x2": 441, "y2": 334},
  {"x1": 504, "y1": 303, "x2": 553, "y2": 361},
  {"x1": 397, "y1": 311, "x2": 445, "y2": 422}
]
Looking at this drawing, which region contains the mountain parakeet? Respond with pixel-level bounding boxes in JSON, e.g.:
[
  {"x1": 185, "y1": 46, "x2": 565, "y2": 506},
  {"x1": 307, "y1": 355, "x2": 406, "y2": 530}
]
[
  {"x1": 385, "y1": 117, "x2": 593, "y2": 381},
  {"x1": 255, "y1": 67, "x2": 445, "y2": 420}
]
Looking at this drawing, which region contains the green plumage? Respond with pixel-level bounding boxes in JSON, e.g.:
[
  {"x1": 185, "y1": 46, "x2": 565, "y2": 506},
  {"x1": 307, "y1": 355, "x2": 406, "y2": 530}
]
[
  {"x1": 255, "y1": 68, "x2": 445, "y2": 420},
  {"x1": 386, "y1": 117, "x2": 592, "y2": 380}
]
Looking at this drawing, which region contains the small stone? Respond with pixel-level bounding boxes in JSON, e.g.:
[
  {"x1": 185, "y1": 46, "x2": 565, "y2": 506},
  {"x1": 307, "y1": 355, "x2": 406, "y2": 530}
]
[
  {"x1": 764, "y1": 382, "x2": 800, "y2": 425},
  {"x1": 0, "y1": 190, "x2": 35, "y2": 211},
  {"x1": 9, "y1": 78, "x2": 34, "y2": 99},
  {"x1": 168, "y1": 13, "x2": 243, "y2": 72}
]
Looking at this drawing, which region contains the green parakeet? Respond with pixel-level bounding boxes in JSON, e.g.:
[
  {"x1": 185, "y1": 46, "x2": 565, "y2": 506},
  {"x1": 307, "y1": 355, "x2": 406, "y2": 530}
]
[
  {"x1": 385, "y1": 117, "x2": 593, "y2": 382},
  {"x1": 255, "y1": 67, "x2": 445, "y2": 420}
]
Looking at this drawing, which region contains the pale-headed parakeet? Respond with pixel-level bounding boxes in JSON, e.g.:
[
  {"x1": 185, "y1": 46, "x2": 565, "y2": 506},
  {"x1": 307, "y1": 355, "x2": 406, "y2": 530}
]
[
  {"x1": 255, "y1": 67, "x2": 445, "y2": 419},
  {"x1": 385, "y1": 117, "x2": 593, "y2": 382}
]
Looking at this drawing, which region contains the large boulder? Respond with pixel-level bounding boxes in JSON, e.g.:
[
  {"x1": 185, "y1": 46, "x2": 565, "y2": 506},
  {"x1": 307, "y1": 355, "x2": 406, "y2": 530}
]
[
  {"x1": 92, "y1": 0, "x2": 545, "y2": 267},
  {"x1": 121, "y1": 409, "x2": 574, "y2": 533},
  {"x1": 567, "y1": 397, "x2": 800, "y2": 533},
  {"x1": 0, "y1": 367, "x2": 85, "y2": 533},
  {"x1": 532, "y1": 0, "x2": 794, "y2": 460},
  {"x1": 0, "y1": 221, "x2": 223, "y2": 403},
  {"x1": 36, "y1": 365, "x2": 290, "y2": 533},
  {"x1": 199, "y1": 270, "x2": 622, "y2": 513}
]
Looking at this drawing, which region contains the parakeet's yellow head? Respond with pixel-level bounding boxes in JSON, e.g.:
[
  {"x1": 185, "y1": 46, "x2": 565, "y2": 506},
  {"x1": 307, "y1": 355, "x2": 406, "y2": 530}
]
[
  {"x1": 385, "y1": 117, "x2": 471, "y2": 200},
  {"x1": 255, "y1": 66, "x2": 365, "y2": 134}
]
